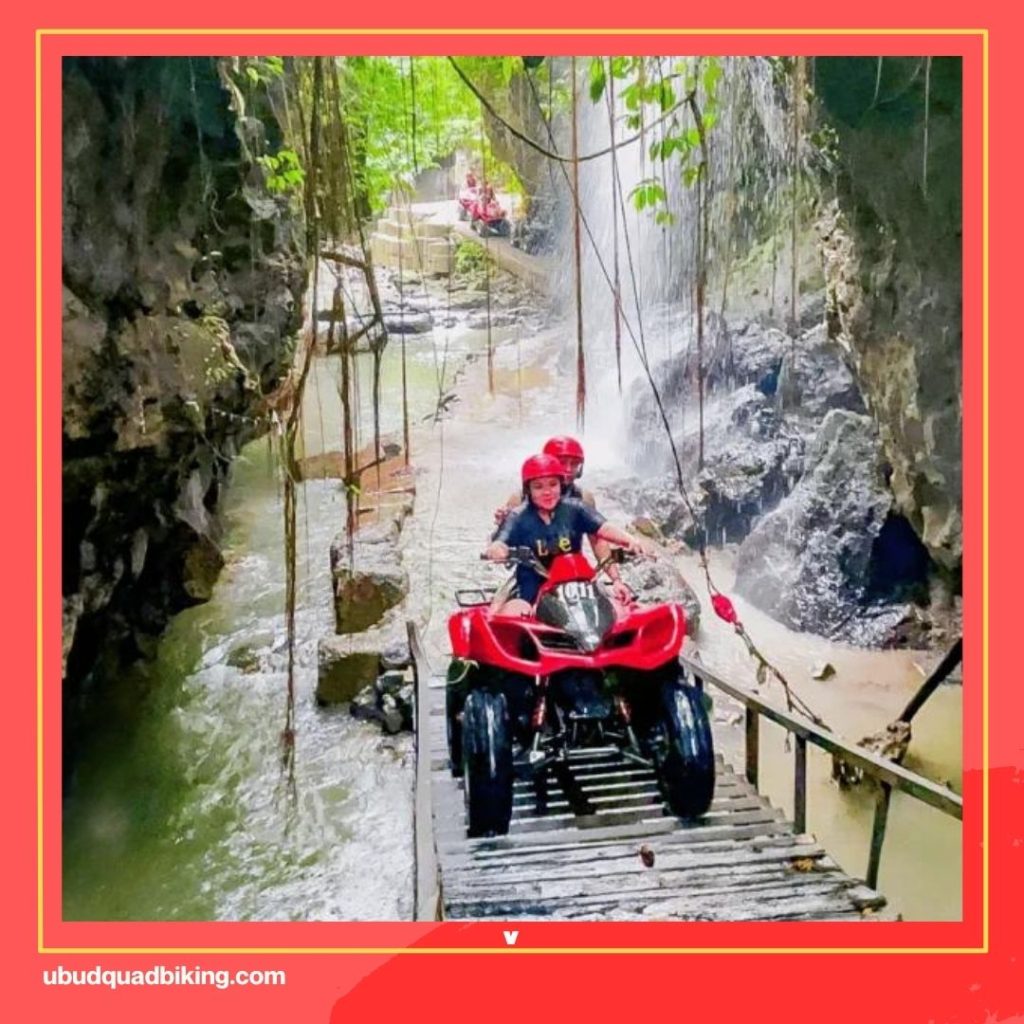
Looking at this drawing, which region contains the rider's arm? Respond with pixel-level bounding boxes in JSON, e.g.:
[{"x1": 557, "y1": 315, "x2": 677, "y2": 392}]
[
  {"x1": 492, "y1": 503, "x2": 527, "y2": 548},
  {"x1": 493, "y1": 491, "x2": 523, "y2": 527},
  {"x1": 589, "y1": 535, "x2": 621, "y2": 583},
  {"x1": 596, "y1": 522, "x2": 648, "y2": 555}
]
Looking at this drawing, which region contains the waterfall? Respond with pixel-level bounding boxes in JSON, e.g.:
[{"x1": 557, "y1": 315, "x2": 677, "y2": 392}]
[{"x1": 541, "y1": 57, "x2": 802, "y2": 476}]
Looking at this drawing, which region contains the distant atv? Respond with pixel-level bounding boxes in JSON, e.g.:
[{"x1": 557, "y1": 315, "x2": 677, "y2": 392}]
[
  {"x1": 446, "y1": 548, "x2": 714, "y2": 837},
  {"x1": 469, "y1": 191, "x2": 511, "y2": 237}
]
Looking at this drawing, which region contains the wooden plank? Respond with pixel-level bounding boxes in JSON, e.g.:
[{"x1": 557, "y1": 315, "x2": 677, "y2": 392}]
[
  {"x1": 443, "y1": 862, "x2": 847, "y2": 911},
  {"x1": 441, "y1": 828, "x2": 811, "y2": 875},
  {"x1": 435, "y1": 807, "x2": 788, "y2": 853},
  {"x1": 445, "y1": 878, "x2": 881, "y2": 920},
  {"x1": 444, "y1": 843, "x2": 830, "y2": 896},
  {"x1": 434, "y1": 792, "x2": 773, "y2": 836},
  {"x1": 438, "y1": 822, "x2": 800, "y2": 874}
]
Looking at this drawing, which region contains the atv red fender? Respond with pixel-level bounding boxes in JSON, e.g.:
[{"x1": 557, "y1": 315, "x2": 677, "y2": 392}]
[{"x1": 448, "y1": 600, "x2": 686, "y2": 674}]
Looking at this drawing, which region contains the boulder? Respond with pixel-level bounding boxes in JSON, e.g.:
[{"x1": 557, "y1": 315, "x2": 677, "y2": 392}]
[
  {"x1": 317, "y1": 628, "x2": 397, "y2": 705},
  {"x1": 734, "y1": 410, "x2": 893, "y2": 638},
  {"x1": 329, "y1": 524, "x2": 409, "y2": 634},
  {"x1": 776, "y1": 323, "x2": 865, "y2": 420}
]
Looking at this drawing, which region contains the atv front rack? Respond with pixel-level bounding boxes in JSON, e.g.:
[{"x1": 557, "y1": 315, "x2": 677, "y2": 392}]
[{"x1": 455, "y1": 587, "x2": 499, "y2": 607}]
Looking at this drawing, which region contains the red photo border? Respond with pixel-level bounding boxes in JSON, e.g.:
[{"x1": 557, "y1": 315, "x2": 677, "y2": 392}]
[{"x1": 8, "y1": 4, "x2": 1021, "y2": 1021}]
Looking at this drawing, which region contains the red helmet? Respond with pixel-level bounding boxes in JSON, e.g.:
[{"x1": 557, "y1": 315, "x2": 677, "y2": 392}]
[
  {"x1": 521, "y1": 453, "x2": 564, "y2": 486},
  {"x1": 543, "y1": 436, "x2": 585, "y2": 462}
]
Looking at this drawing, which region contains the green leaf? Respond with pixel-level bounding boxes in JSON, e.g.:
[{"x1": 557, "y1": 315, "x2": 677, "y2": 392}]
[
  {"x1": 683, "y1": 166, "x2": 701, "y2": 187},
  {"x1": 702, "y1": 59, "x2": 723, "y2": 96},
  {"x1": 610, "y1": 56, "x2": 630, "y2": 79},
  {"x1": 588, "y1": 57, "x2": 606, "y2": 102}
]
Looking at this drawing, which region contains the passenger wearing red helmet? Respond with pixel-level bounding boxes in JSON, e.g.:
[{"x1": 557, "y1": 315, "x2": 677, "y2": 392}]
[
  {"x1": 493, "y1": 435, "x2": 593, "y2": 523},
  {"x1": 492, "y1": 436, "x2": 633, "y2": 604},
  {"x1": 484, "y1": 453, "x2": 646, "y2": 617},
  {"x1": 542, "y1": 435, "x2": 587, "y2": 495}
]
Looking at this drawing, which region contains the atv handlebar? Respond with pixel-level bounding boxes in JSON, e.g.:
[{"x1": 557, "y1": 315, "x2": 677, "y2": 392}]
[{"x1": 482, "y1": 544, "x2": 644, "y2": 576}]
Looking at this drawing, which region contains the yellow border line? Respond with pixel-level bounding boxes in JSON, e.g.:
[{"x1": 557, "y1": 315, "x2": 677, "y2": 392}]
[
  {"x1": 37, "y1": 27, "x2": 986, "y2": 35},
  {"x1": 41, "y1": 946, "x2": 988, "y2": 955},
  {"x1": 981, "y1": 26, "x2": 990, "y2": 955},
  {"x1": 36, "y1": 26, "x2": 45, "y2": 955},
  {"x1": 37, "y1": 28, "x2": 983, "y2": 954}
]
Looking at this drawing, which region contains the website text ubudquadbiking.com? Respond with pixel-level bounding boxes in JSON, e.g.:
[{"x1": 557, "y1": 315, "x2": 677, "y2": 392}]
[{"x1": 42, "y1": 965, "x2": 286, "y2": 990}]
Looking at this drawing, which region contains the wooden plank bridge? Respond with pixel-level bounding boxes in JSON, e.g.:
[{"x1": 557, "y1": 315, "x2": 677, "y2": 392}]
[{"x1": 410, "y1": 625, "x2": 962, "y2": 923}]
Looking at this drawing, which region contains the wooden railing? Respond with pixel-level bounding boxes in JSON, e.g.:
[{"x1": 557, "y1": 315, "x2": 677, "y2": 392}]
[{"x1": 679, "y1": 653, "x2": 963, "y2": 889}]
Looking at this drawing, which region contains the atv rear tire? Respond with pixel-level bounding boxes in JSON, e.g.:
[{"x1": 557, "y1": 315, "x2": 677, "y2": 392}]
[
  {"x1": 461, "y1": 689, "x2": 514, "y2": 837},
  {"x1": 653, "y1": 679, "x2": 715, "y2": 819}
]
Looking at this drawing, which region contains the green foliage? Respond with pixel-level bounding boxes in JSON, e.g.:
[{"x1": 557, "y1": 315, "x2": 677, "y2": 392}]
[
  {"x1": 592, "y1": 56, "x2": 723, "y2": 222},
  {"x1": 630, "y1": 177, "x2": 667, "y2": 211},
  {"x1": 588, "y1": 58, "x2": 606, "y2": 103},
  {"x1": 339, "y1": 56, "x2": 524, "y2": 216},
  {"x1": 239, "y1": 56, "x2": 284, "y2": 87},
  {"x1": 453, "y1": 238, "x2": 489, "y2": 284},
  {"x1": 257, "y1": 148, "x2": 305, "y2": 195}
]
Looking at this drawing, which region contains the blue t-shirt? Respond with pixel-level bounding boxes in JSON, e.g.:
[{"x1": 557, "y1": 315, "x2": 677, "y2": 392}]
[{"x1": 495, "y1": 498, "x2": 606, "y2": 603}]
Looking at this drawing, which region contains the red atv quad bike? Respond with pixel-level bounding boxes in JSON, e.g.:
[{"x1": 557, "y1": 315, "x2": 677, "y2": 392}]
[
  {"x1": 446, "y1": 547, "x2": 715, "y2": 837},
  {"x1": 469, "y1": 192, "x2": 511, "y2": 237}
]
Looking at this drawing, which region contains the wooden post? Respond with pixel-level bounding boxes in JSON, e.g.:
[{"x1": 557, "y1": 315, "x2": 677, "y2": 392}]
[
  {"x1": 867, "y1": 782, "x2": 892, "y2": 889},
  {"x1": 745, "y1": 707, "x2": 759, "y2": 788},
  {"x1": 794, "y1": 734, "x2": 807, "y2": 834}
]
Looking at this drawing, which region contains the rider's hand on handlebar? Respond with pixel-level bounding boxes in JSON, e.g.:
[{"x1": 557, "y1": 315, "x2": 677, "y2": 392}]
[
  {"x1": 482, "y1": 541, "x2": 510, "y2": 561},
  {"x1": 610, "y1": 579, "x2": 636, "y2": 605}
]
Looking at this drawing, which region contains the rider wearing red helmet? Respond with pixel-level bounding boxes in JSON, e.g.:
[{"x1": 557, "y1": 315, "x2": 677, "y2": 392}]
[
  {"x1": 494, "y1": 435, "x2": 593, "y2": 521},
  {"x1": 492, "y1": 436, "x2": 632, "y2": 604},
  {"x1": 484, "y1": 453, "x2": 645, "y2": 616},
  {"x1": 542, "y1": 435, "x2": 586, "y2": 498}
]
